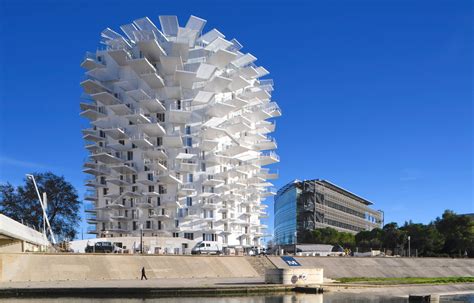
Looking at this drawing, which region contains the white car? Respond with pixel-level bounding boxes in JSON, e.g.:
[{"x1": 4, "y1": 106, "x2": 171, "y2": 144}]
[{"x1": 191, "y1": 241, "x2": 223, "y2": 255}]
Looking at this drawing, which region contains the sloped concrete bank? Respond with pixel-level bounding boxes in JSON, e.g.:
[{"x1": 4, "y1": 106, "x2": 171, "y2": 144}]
[
  {"x1": 0, "y1": 253, "x2": 261, "y2": 282},
  {"x1": 268, "y1": 256, "x2": 474, "y2": 278}
]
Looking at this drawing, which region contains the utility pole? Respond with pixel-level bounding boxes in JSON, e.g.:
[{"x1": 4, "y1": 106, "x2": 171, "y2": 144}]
[
  {"x1": 408, "y1": 236, "x2": 411, "y2": 258},
  {"x1": 140, "y1": 224, "x2": 144, "y2": 254},
  {"x1": 26, "y1": 174, "x2": 57, "y2": 244},
  {"x1": 294, "y1": 230, "x2": 297, "y2": 256}
]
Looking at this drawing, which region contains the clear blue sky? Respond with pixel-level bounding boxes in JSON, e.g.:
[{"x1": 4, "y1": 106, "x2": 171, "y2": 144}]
[{"x1": 0, "y1": 0, "x2": 472, "y2": 240}]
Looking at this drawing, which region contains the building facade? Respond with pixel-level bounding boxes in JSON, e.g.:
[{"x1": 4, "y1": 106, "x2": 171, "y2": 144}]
[
  {"x1": 274, "y1": 180, "x2": 383, "y2": 245},
  {"x1": 81, "y1": 15, "x2": 280, "y2": 248}
]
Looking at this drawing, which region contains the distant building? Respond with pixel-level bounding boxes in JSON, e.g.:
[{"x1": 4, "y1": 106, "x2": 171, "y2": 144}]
[{"x1": 274, "y1": 179, "x2": 383, "y2": 245}]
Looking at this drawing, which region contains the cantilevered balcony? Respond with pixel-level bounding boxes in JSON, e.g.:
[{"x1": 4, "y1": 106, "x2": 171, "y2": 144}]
[
  {"x1": 138, "y1": 117, "x2": 166, "y2": 137},
  {"x1": 163, "y1": 130, "x2": 183, "y2": 148},
  {"x1": 83, "y1": 162, "x2": 110, "y2": 176},
  {"x1": 142, "y1": 72, "x2": 165, "y2": 88},
  {"x1": 104, "y1": 128, "x2": 127, "y2": 142},
  {"x1": 107, "y1": 48, "x2": 131, "y2": 66},
  {"x1": 125, "y1": 108, "x2": 151, "y2": 124},
  {"x1": 80, "y1": 79, "x2": 110, "y2": 95},
  {"x1": 91, "y1": 91, "x2": 121, "y2": 106},
  {"x1": 178, "y1": 183, "x2": 196, "y2": 197},
  {"x1": 130, "y1": 133, "x2": 154, "y2": 148},
  {"x1": 82, "y1": 129, "x2": 105, "y2": 142},
  {"x1": 80, "y1": 103, "x2": 106, "y2": 121},
  {"x1": 128, "y1": 57, "x2": 156, "y2": 75},
  {"x1": 255, "y1": 151, "x2": 280, "y2": 166},
  {"x1": 90, "y1": 148, "x2": 124, "y2": 165},
  {"x1": 149, "y1": 209, "x2": 171, "y2": 220},
  {"x1": 106, "y1": 176, "x2": 132, "y2": 186},
  {"x1": 254, "y1": 137, "x2": 277, "y2": 151},
  {"x1": 108, "y1": 103, "x2": 133, "y2": 116},
  {"x1": 80, "y1": 52, "x2": 106, "y2": 70},
  {"x1": 110, "y1": 162, "x2": 137, "y2": 174},
  {"x1": 84, "y1": 189, "x2": 98, "y2": 201},
  {"x1": 206, "y1": 100, "x2": 235, "y2": 117},
  {"x1": 159, "y1": 172, "x2": 182, "y2": 184},
  {"x1": 141, "y1": 98, "x2": 166, "y2": 113},
  {"x1": 167, "y1": 101, "x2": 192, "y2": 124},
  {"x1": 137, "y1": 173, "x2": 159, "y2": 186},
  {"x1": 143, "y1": 159, "x2": 167, "y2": 172},
  {"x1": 144, "y1": 147, "x2": 168, "y2": 160}
]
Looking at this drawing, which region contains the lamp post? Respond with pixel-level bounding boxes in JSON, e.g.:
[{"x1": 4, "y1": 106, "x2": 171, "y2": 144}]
[
  {"x1": 408, "y1": 236, "x2": 411, "y2": 258},
  {"x1": 140, "y1": 224, "x2": 144, "y2": 254},
  {"x1": 294, "y1": 230, "x2": 297, "y2": 256}
]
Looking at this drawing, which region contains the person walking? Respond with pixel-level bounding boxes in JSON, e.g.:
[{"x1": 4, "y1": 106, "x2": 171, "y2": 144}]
[{"x1": 141, "y1": 266, "x2": 148, "y2": 280}]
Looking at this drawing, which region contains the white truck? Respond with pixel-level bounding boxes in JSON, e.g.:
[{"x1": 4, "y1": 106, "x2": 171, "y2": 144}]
[{"x1": 191, "y1": 241, "x2": 223, "y2": 255}]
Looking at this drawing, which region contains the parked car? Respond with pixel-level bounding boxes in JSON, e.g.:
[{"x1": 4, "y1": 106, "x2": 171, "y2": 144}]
[
  {"x1": 85, "y1": 241, "x2": 117, "y2": 253},
  {"x1": 191, "y1": 241, "x2": 223, "y2": 255}
]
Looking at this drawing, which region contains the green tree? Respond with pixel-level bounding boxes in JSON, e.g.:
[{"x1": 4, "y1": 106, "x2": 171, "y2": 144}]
[
  {"x1": 0, "y1": 172, "x2": 81, "y2": 241},
  {"x1": 382, "y1": 222, "x2": 406, "y2": 253},
  {"x1": 400, "y1": 222, "x2": 444, "y2": 256},
  {"x1": 435, "y1": 210, "x2": 474, "y2": 257}
]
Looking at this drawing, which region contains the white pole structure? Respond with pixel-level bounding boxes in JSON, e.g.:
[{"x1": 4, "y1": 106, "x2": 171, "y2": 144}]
[
  {"x1": 42, "y1": 192, "x2": 47, "y2": 239},
  {"x1": 26, "y1": 174, "x2": 57, "y2": 245}
]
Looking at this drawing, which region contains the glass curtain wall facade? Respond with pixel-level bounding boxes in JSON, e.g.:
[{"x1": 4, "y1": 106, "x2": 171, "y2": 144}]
[{"x1": 274, "y1": 179, "x2": 383, "y2": 245}]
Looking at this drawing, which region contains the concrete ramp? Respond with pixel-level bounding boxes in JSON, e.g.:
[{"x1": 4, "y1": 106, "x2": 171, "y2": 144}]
[
  {"x1": 0, "y1": 254, "x2": 259, "y2": 282},
  {"x1": 268, "y1": 256, "x2": 474, "y2": 278}
]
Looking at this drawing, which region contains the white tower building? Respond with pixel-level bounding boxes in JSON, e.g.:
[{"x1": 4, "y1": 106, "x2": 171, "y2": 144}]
[{"x1": 81, "y1": 15, "x2": 280, "y2": 248}]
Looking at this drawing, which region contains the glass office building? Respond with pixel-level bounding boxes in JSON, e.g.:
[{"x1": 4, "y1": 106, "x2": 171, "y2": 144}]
[{"x1": 274, "y1": 179, "x2": 383, "y2": 245}]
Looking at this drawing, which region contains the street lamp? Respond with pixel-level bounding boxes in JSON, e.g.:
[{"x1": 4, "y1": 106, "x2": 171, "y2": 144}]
[
  {"x1": 294, "y1": 230, "x2": 297, "y2": 256},
  {"x1": 408, "y1": 236, "x2": 411, "y2": 258},
  {"x1": 140, "y1": 223, "x2": 144, "y2": 254}
]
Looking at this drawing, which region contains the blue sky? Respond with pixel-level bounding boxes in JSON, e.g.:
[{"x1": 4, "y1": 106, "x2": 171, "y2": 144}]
[{"x1": 0, "y1": 0, "x2": 472, "y2": 240}]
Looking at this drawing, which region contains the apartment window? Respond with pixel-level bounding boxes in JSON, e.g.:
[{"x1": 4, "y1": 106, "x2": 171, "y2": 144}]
[
  {"x1": 147, "y1": 197, "x2": 152, "y2": 204},
  {"x1": 100, "y1": 176, "x2": 106, "y2": 185},
  {"x1": 157, "y1": 197, "x2": 161, "y2": 206},
  {"x1": 103, "y1": 188, "x2": 108, "y2": 195},
  {"x1": 157, "y1": 221, "x2": 162, "y2": 230},
  {"x1": 122, "y1": 198, "x2": 126, "y2": 205},
  {"x1": 157, "y1": 113, "x2": 165, "y2": 122},
  {"x1": 157, "y1": 137, "x2": 163, "y2": 146},
  {"x1": 203, "y1": 233, "x2": 217, "y2": 241},
  {"x1": 132, "y1": 186, "x2": 137, "y2": 192},
  {"x1": 97, "y1": 55, "x2": 102, "y2": 62},
  {"x1": 119, "y1": 187, "x2": 124, "y2": 195},
  {"x1": 185, "y1": 137, "x2": 192, "y2": 147},
  {"x1": 148, "y1": 185, "x2": 155, "y2": 193},
  {"x1": 222, "y1": 212, "x2": 227, "y2": 219},
  {"x1": 144, "y1": 165, "x2": 150, "y2": 172},
  {"x1": 184, "y1": 233, "x2": 194, "y2": 240},
  {"x1": 173, "y1": 232, "x2": 179, "y2": 238},
  {"x1": 127, "y1": 151, "x2": 133, "y2": 161},
  {"x1": 102, "y1": 223, "x2": 106, "y2": 231},
  {"x1": 146, "y1": 221, "x2": 151, "y2": 229},
  {"x1": 159, "y1": 185, "x2": 166, "y2": 194},
  {"x1": 175, "y1": 220, "x2": 179, "y2": 228},
  {"x1": 186, "y1": 197, "x2": 192, "y2": 207},
  {"x1": 130, "y1": 199, "x2": 134, "y2": 208},
  {"x1": 185, "y1": 125, "x2": 191, "y2": 135},
  {"x1": 119, "y1": 140, "x2": 125, "y2": 145},
  {"x1": 201, "y1": 162, "x2": 206, "y2": 172},
  {"x1": 187, "y1": 173, "x2": 193, "y2": 183},
  {"x1": 177, "y1": 100, "x2": 181, "y2": 110}
]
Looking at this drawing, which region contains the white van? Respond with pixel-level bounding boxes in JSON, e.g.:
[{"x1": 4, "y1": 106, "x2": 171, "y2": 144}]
[{"x1": 191, "y1": 241, "x2": 223, "y2": 255}]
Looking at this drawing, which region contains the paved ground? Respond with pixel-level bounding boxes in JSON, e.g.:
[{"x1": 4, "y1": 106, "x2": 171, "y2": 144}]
[{"x1": 0, "y1": 277, "x2": 266, "y2": 289}]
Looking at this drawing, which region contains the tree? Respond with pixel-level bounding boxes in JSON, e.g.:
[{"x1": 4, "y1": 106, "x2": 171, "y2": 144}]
[
  {"x1": 435, "y1": 210, "x2": 474, "y2": 257},
  {"x1": 382, "y1": 222, "x2": 406, "y2": 253},
  {"x1": 400, "y1": 222, "x2": 444, "y2": 256},
  {"x1": 0, "y1": 172, "x2": 81, "y2": 241}
]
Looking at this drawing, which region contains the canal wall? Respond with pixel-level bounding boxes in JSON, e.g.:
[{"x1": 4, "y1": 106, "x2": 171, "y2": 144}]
[
  {"x1": 268, "y1": 256, "x2": 474, "y2": 278},
  {"x1": 0, "y1": 253, "x2": 259, "y2": 282}
]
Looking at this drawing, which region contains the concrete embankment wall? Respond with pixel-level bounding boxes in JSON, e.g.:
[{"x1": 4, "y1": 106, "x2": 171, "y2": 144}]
[
  {"x1": 0, "y1": 253, "x2": 259, "y2": 282},
  {"x1": 268, "y1": 256, "x2": 474, "y2": 278}
]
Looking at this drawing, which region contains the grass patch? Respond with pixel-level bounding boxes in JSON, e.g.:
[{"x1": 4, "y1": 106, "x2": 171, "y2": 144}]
[{"x1": 336, "y1": 277, "x2": 474, "y2": 285}]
